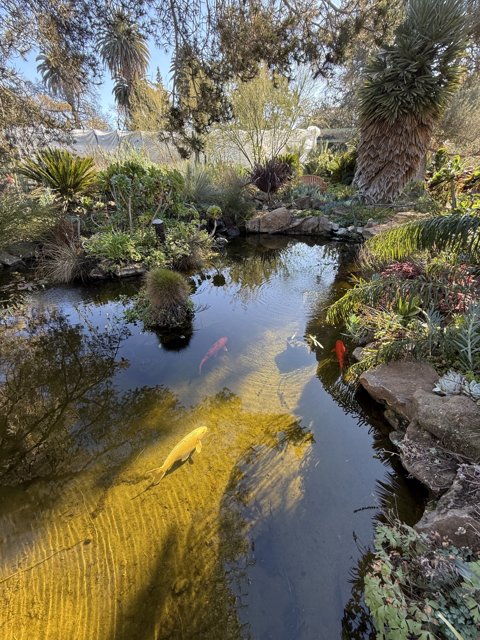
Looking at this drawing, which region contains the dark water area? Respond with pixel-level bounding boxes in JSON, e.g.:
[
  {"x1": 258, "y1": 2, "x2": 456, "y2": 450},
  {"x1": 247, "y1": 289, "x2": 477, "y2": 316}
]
[{"x1": 0, "y1": 236, "x2": 426, "y2": 640}]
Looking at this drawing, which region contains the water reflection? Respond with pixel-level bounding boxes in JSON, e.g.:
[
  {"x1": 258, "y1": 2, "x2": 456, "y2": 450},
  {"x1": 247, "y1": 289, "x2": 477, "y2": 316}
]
[{"x1": 0, "y1": 236, "x2": 425, "y2": 640}]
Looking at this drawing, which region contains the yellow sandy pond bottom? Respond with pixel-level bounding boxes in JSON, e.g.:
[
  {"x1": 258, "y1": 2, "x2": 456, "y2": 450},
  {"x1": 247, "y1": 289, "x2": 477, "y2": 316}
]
[{"x1": 0, "y1": 333, "x2": 315, "y2": 640}]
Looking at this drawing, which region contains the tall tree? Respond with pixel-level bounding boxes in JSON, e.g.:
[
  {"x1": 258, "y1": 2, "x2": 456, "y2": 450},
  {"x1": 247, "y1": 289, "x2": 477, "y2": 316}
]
[
  {"x1": 353, "y1": 0, "x2": 467, "y2": 204},
  {"x1": 98, "y1": 8, "x2": 150, "y2": 119}
]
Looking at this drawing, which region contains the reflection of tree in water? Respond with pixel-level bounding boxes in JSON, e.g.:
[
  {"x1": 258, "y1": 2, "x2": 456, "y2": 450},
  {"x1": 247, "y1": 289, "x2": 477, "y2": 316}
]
[{"x1": 0, "y1": 310, "x2": 182, "y2": 485}]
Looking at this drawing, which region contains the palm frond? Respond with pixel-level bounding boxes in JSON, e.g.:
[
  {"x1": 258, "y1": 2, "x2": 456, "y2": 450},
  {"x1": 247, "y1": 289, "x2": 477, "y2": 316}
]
[{"x1": 361, "y1": 212, "x2": 480, "y2": 265}]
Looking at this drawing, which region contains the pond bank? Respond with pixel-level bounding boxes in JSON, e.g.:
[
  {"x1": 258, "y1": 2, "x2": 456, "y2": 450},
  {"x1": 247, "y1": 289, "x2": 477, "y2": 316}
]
[{"x1": 359, "y1": 361, "x2": 480, "y2": 551}]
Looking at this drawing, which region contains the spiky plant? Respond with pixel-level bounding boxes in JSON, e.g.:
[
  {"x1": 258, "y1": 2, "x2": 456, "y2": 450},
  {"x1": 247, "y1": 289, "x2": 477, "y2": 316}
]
[
  {"x1": 18, "y1": 148, "x2": 97, "y2": 211},
  {"x1": 361, "y1": 211, "x2": 480, "y2": 265},
  {"x1": 143, "y1": 268, "x2": 192, "y2": 327},
  {"x1": 250, "y1": 158, "x2": 293, "y2": 197},
  {"x1": 354, "y1": 0, "x2": 467, "y2": 203}
]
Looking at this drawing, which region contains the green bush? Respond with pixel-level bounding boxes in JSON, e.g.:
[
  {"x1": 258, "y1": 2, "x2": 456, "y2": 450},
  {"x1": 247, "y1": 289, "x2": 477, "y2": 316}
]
[
  {"x1": 302, "y1": 145, "x2": 357, "y2": 185},
  {"x1": 99, "y1": 155, "x2": 184, "y2": 229},
  {"x1": 164, "y1": 220, "x2": 214, "y2": 270},
  {"x1": 84, "y1": 230, "x2": 142, "y2": 264},
  {"x1": 18, "y1": 148, "x2": 97, "y2": 211},
  {"x1": 179, "y1": 162, "x2": 218, "y2": 207},
  {"x1": 0, "y1": 189, "x2": 60, "y2": 250},
  {"x1": 130, "y1": 267, "x2": 193, "y2": 328},
  {"x1": 210, "y1": 164, "x2": 254, "y2": 225}
]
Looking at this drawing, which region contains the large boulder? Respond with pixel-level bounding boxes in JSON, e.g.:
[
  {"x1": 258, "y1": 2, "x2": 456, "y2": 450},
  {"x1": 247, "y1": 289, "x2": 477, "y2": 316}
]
[
  {"x1": 413, "y1": 389, "x2": 480, "y2": 461},
  {"x1": 245, "y1": 207, "x2": 293, "y2": 234},
  {"x1": 286, "y1": 215, "x2": 333, "y2": 236},
  {"x1": 359, "y1": 362, "x2": 439, "y2": 421},
  {"x1": 416, "y1": 464, "x2": 480, "y2": 551}
]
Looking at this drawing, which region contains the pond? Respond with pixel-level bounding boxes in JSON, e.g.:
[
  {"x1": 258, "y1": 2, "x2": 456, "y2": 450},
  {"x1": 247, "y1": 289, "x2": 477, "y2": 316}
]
[{"x1": 0, "y1": 236, "x2": 425, "y2": 640}]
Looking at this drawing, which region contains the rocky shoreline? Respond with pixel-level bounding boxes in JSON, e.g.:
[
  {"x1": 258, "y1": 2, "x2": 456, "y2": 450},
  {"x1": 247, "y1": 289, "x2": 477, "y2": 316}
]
[{"x1": 359, "y1": 361, "x2": 480, "y2": 550}]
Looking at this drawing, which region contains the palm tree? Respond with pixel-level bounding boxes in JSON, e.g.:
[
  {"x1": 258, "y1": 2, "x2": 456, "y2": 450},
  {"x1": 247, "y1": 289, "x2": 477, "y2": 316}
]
[
  {"x1": 98, "y1": 9, "x2": 150, "y2": 115},
  {"x1": 353, "y1": 0, "x2": 467, "y2": 204},
  {"x1": 37, "y1": 51, "x2": 85, "y2": 127}
]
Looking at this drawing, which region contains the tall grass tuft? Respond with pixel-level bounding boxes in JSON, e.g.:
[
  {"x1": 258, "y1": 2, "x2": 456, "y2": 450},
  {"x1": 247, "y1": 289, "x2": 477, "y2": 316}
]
[{"x1": 142, "y1": 268, "x2": 192, "y2": 327}]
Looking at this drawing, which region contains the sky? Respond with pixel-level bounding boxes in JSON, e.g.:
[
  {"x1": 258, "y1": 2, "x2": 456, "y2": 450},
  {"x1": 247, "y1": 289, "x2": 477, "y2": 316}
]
[{"x1": 13, "y1": 36, "x2": 173, "y2": 126}]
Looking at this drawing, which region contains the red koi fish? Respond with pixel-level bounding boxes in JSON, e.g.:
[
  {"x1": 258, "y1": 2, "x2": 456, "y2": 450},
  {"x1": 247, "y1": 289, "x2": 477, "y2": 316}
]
[
  {"x1": 199, "y1": 337, "x2": 228, "y2": 374},
  {"x1": 332, "y1": 339, "x2": 346, "y2": 371}
]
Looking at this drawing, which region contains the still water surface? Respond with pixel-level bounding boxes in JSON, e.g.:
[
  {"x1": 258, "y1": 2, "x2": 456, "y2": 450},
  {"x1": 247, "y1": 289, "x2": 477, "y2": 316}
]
[{"x1": 0, "y1": 236, "x2": 424, "y2": 639}]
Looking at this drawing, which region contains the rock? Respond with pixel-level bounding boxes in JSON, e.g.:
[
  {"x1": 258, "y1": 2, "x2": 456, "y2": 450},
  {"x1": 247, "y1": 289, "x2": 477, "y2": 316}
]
[
  {"x1": 172, "y1": 577, "x2": 190, "y2": 595},
  {"x1": 384, "y1": 409, "x2": 403, "y2": 429},
  {"x1": 245, "y1": 207, "x2": 293, "y2": 234},
  {"x1": 225, "y1": 226, "x2": 240, "y2": 238},
  {"x1": 395, "y1": 421, "x2": 458, "y2": 495},
  {"x1": 416, "y1": 464, "x2": 480, "y2": 550},
  {"x1": 0, "y1": 251, "x2": 24, "y2": 267},
  {"x1": 335, "y1": 227, "x2": 347, "y2": 236},
  {"x1": 359, "y1": 362, "x2": 439, "y2": 421},
  {"x1": 88, "y1": 266, "x2": 108, "y2": 280},
  {"x1": 287, "y1": 215, "x2": 332, "y2": 236},
  {"x1": 331, "y1": 223, "x2": 339, "y2": 232},
  {"x1": 311, "y1": 199, "x2": 326, "y2": 210},
  {"x1": 114, "y1": 264, "x2": 146, "y2": 278},
  {"x1": 293, "y1": 196, "x2": 312, "y2": 210},
  {"x1": 362, "y1": 211, "x2": 426, "y2": 240},
  {"x1": 356, "y1": 227, "x2": 363, "y2": 235},
  {"x1": 7, "y1": 241, "x2": 38, "y2": 259},
  {"x1": 347, "y1": 225, "x2": 355, "y2": 232},
  {"x1": 352, "y1": 346, "x2": 364, "y2": 362},
  {"x1": 413, "y1": 390, "x2": 480, "y2": 461}
]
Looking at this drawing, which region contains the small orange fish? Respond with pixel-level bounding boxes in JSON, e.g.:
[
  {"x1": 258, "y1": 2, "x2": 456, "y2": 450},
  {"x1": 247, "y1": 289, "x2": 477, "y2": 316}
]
[
  {"x1": 199, "y1": 337, "x2": 228, "y2": 374},
  {"x1": 332, "y1": 339, "x2": 346, "y2": 371}
]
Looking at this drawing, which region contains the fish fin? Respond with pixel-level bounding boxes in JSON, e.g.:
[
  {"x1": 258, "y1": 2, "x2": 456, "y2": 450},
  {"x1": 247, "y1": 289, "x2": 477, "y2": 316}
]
[
  {"x1": 224, "y1": 346, "x2": 228, "y2": 352},
  {"x1": 196, "y1": 441, "x2": 202, "y2": 453}
]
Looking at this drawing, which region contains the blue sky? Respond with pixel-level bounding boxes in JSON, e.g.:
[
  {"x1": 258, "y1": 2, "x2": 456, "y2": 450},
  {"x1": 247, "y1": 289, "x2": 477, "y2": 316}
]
[{"x1": 13, "y1": 36, "x2": 172, "y2": 125}]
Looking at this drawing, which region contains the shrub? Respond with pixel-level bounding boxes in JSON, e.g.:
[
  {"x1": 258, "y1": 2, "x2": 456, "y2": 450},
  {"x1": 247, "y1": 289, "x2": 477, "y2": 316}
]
[
  {"x1": 18, "y1": 148, "x2": 97, "y2": 210},
  {"x1": 99, "y1": 155, "x2": 184, "y2": 228},
  {"x1": 83, "y1": 230, "x2": 142, "y2": 264},
  {"x1": 164, "y1": 221, "x2": 214, "y2": 271},
  {"x1": 210, "y1": 164, "x2": 254, "y2": 225},
  {"x1": 139, "y1": 268, "x2": 192, "y2": 328},
  {"x1": 0, "y1": 189, "x2": 60, "y2": 250},
  {"x1": 250, "y1": 158, "x2": 293, "y2": 196},
  {"x1": 179, "y1": 162, "x2": 218, "y2": 207},
  {"x1": 302, "y1": 145, "x2": 357, "y2": 184}
]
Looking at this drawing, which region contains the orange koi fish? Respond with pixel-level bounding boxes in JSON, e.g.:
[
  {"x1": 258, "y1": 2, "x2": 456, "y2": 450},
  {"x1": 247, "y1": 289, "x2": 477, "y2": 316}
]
[
  {"x1": 199, "y1": 337, "x2": 228, "y2": 374},
  {"x1": 332, "y1": 339, "x2": 346, "y2": 371}
]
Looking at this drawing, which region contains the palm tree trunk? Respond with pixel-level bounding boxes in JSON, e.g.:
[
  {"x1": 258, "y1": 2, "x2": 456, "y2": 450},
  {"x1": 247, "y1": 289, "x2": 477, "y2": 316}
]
[{"x1": 354, "y1": 113, "x2": 433, "y2": 204}]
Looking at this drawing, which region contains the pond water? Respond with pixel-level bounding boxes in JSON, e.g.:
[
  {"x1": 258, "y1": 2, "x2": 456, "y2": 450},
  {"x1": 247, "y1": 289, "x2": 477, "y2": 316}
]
[{"x1": 0, "y1": 236, "x2": 425, "y2": 640}]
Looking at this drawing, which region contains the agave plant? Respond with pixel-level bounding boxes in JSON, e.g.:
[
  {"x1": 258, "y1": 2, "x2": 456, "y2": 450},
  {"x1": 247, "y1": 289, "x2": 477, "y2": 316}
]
[{"x1": 18, "y1": 148, "x2": 97, "y2": 211}]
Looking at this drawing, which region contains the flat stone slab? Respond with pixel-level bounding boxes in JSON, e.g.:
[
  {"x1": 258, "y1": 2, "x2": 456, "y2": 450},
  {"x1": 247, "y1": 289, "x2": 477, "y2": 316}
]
[
  {"x1": 413, "y1": 389, "x2": 480, "y2": 461},
  {"x1": 392, "y1": 421, "x2": 457, "y2": 495},
  {"x1": 359, "y1": 361, "x2": 439, "y2": 421},
  {"x1": 362, "y1": 211, "x2": 427, "y2": 239}
]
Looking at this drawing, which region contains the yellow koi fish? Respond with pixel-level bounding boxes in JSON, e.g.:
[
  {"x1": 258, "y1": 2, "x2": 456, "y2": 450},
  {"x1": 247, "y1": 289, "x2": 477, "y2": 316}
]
[{"x1": 151, "y1": 426, "x2": 208, "y2": 481}]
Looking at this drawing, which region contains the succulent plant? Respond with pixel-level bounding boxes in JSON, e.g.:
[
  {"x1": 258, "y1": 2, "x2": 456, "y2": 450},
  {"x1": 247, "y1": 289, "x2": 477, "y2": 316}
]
[
  {"x1": 433, "y1": 370, "x2": 465, "y2": 396},
  {"x1": 462, "y1": 379, "x2": 480, "y2": 402}
]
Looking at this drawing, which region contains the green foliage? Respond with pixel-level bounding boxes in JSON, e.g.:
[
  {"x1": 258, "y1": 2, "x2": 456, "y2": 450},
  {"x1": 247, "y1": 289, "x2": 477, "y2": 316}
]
[
  {"x1": 365, "y1": 521, "x2": 480, "y2": 640},
  {"x1": 99, "y1": 154, "x2": 184, "y2": 228},
  {"x1": 210, "y1": 164, "x2": 254, "y2": 225},
  {"x1": 18, "y1": 148, "x2": 97, "y2": 210},
  {"x1": 164, "y1": 220, "x2": 214, "y2": 271},
  {"x1": 362, "y1": 212, "x2": 480, "y2": 265},
  {"x1": 358, "y1": 0, "x2": 467, "y2": 124},
  {"x1": 302, "y1": 146, "x2": 357, "y2": 185},
  {"x1": 0, "y1": 189, "x2": 60, "y2": 250},
  {"x1": 277, "y1": 152, "x2": 300, "y2": 175},
  {"x1": 84, "y1": 230, "x2": 142, "y2": 264},
  {"x1": 179, "y1": 162, "x2": 217, "y2": 208},
  {"x1": 145, "y1": 268, "x2": 190, "y2": 310}
]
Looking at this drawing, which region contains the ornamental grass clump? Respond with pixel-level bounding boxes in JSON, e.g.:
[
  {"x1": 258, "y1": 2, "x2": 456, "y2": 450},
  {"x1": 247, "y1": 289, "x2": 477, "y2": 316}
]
[{"x1": 141, "y1": 268, "x2": 193, "y2": 328}]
